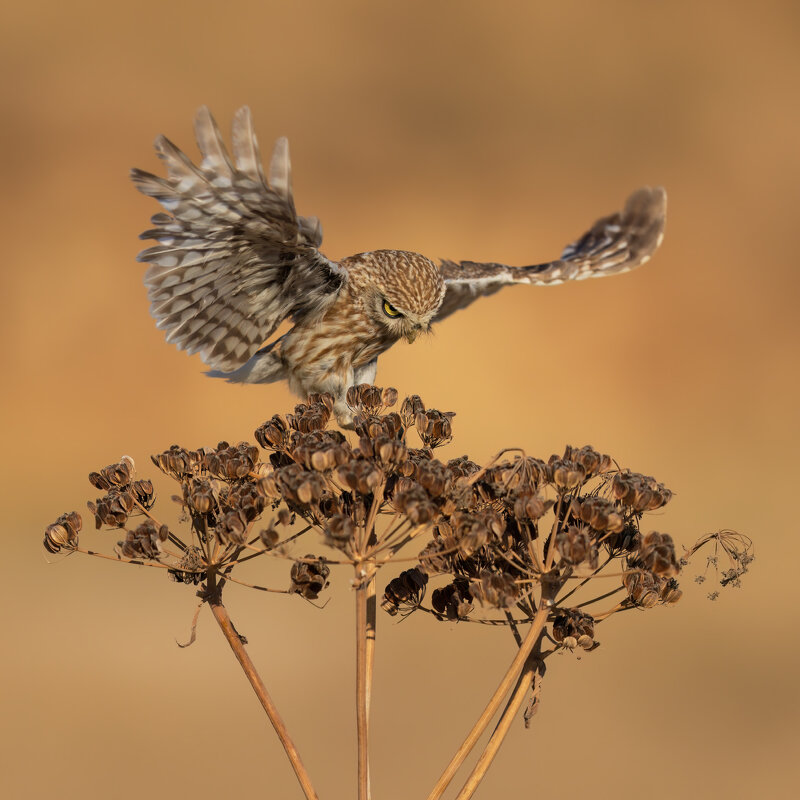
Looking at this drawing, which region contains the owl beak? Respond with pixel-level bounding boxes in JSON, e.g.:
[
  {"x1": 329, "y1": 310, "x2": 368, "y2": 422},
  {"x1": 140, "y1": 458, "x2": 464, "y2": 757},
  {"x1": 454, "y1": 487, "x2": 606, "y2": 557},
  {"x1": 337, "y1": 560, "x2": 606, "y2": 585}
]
[{"x1": 405, "y1": 324, "x2": 424, "y2": 344}]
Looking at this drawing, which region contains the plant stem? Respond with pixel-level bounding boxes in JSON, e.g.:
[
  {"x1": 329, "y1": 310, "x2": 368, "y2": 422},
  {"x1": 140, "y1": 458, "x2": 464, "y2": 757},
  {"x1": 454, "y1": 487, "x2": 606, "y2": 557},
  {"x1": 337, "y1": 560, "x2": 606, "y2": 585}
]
[
  {"x1": 426, "y1": 603, "x2": 551, "y2": 800},
  {"x1": 355, "y1": 566, "x2": 373, "y2": 800},
  {"x1": 366, "y1": 575, "x2": 377, "y2": 718},
  {"x1": 454, "y1": 640, "x2": 545, "y2": 799},
  {"x1": 209, "y1": 598, "x2": 319, "y2": 800}
]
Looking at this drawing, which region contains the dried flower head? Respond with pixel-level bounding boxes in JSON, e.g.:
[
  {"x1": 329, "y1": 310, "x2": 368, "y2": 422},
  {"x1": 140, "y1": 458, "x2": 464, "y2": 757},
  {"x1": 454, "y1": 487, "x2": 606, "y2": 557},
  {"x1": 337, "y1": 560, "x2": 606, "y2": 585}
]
[
  {"x1": 382, "y1": 568, "x2": 428, "y2": 616},
  {"x1": 290, "y1": 557, "x2": 331, "y2": 600},
  {"x1": 43, "y1": 376, "x2": 750, "y2": 800},
  {"x1": 44, "y1": 511, "x2": 82, "y2": 554},
  {"x1": 552, "y1": 609, "x2": 597, "y2": 651},
  {"x1": 45, "y1": 386, "x2": 744, "y2": 668}
]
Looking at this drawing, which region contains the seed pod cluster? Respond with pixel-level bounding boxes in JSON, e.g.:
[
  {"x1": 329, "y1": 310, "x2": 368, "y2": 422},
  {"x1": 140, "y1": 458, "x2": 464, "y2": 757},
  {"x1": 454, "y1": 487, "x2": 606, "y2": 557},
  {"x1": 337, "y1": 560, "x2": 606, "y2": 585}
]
[
  {"x1": 611, "y1": 470, "x2": 672, "y2": 511},
  {"x1": 116, "y1": 520, "x2": 169, "y2": 559},
  {"x1": 44, "y1": 511, "x2": 82, "y2": 554},
  {"x1": 431, "y1": 577, "x2": 474, "y2": 621},
  {"x1": 46, "y1": 387, "x2": 703, "y2": 632},
  {"x1": 290, "y1": 557, "x2": 331, "y2": 600},
  {"x1": 382, "y1": 568, "x2": 428, "y2": 616},
  {"x1": 552, "y1": 609, "x2": 597, "y2": 650}
]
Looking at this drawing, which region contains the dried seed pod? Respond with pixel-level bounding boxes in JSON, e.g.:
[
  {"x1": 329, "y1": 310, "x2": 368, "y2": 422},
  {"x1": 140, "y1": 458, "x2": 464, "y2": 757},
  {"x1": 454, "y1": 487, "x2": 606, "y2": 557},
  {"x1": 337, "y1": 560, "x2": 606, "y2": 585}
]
[
  {"x1": 131, "y1": 479, "x2": 155, "y2": 508},
  {"x1": 151, "y1": 445, "x2": 205, "y2": 479},
  {"x1": 336, "y1": 460, "x2": 383, "y2": 495},
  {"x1": 325, "y1": 514, "x2": 356, "y2": 545},
  {"x1": 215, "y1": 510, "x2": 249, "y2": 545},
  {"x1": 548, "y1": 456, "x2": 585, "y2": 490},
  {"x1": 562, "y1": 445, "x2": 612, "y2": 478},
  {"x1": 291, "y1": 396, "x2": 334, "y2": 432},
  {"x1": 273, "y1": 463, "x2": 326, "y2": 505},
  {"x1": 552, "y1": 609, "x2": 597, "y2": 650},
  {"x1": 450, "y1": 509, "x2": 503, "y2": 555},
  {"x1": 623, "y1": 569, "x2": 661, "y2": 608},
  {"x1": 382, "y1": 568, "x2": 428, "y2": 616},
  {"x1": 307, "y1": 393, "x2": 335, "y2": 414},
  {"x1": 207, "y1": 441, "x2": 259, "y2": 480},
  {"x1": 611, "y1": 471, "x2": 672, "y2": 511},
  {"x1": 431, "y1": 578, "x2": 474, "y2": 621},
  {"x1": 44, "y1": 511, "x2": 82, "y2": 554},
  {"x1": 89, "y1": 455, "x2": 136, "y2": 491},
  {"x1": 471, "y1": 569, "x2": 519, "y2": 609},
  {"x1": 184, "y1": 478, "x2": 216, "y2": 514},
  {"x1": 257, "y1": 473, "x2": 281, "y2": 500},
  {"x1": 255, "y1": 415, "x2": 291, "y2": 451},
  {"x1": 259, "y1": 526, "x2": 280, "y2": 549},
  {"x1": 88, "y1": 488, "x2": 136, "y2": 528},
  {"x1": 517, "y1": 457, "x2": 551, "y2": 488},
  {"x1": 638, "y1": 531, "x2": 680, "y2": 576},
  {"x1": 416, "y1": 409, "x2": 454, "y2": 448},
  {"x1": 569, "y1": 496, "x2": 625, "y2": 533},
  {"x1": 393, "y1": 483, "x2": 438, "y2": 525},
  {"x1": 556, "y1": 524, "x2": 599, "y2": 568},
  {"x1": 603, "y1": 522, "x2": 639, "y2": 554},
  {"x1": 414, "y1": 458, "x2": 451, "y2": 497},
  {"x1": 290, "y1": 556, "x2": 330, "y2": 600},
  {"x1": 447, "y1": 456, "x2": 481, "y2": 480},
  {"x1": 117, "y1": 520, "x2": 164, "y2": 560},
  {"x1": 225, "y1": 482, "x2": 266, "y2": 519},
  {"x1": 380, "y1": 412, "x2": 405, "y2": 439},
  {"x1": 381, "y1": 387, "x2": 399, "y2": 408},
  {"x1": 512, "y1": 489, "x2": 547, "y2": 521},
  {"x1": 659, "y1": 577, "x2": 683, "y2": 604},
  {"x1": 310, "y1": 448, "x2": 336, "y2": 471},
  {"x1": 400, "y1": 394, "x2": 425, "y2": 428}
]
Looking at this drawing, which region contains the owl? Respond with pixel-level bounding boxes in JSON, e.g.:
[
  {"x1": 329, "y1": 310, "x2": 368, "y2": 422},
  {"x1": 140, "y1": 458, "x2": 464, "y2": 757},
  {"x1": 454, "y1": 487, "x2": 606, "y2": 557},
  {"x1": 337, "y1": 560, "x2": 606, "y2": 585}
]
[{"x1": 132, "y1": 107, "x2": 666, "y2": 426}]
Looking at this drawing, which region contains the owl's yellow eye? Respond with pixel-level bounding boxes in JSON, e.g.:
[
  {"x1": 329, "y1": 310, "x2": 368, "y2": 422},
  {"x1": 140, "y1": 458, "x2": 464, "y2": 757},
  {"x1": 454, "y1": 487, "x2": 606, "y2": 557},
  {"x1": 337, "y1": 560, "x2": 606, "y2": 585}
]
[{"x1": 382, "y1": 299, "x2": 402, "y2": 318}]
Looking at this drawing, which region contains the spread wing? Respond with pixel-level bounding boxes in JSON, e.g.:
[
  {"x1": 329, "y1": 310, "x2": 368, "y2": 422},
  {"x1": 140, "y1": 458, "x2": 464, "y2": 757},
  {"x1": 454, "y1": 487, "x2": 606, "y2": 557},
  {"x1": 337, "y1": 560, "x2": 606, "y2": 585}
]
[
  {"x1": 436, "y1": 186, "x2": 666, "y2": 322},
  {"x1": 131, "y1": 106, "x2": 345, "y2": 372}
]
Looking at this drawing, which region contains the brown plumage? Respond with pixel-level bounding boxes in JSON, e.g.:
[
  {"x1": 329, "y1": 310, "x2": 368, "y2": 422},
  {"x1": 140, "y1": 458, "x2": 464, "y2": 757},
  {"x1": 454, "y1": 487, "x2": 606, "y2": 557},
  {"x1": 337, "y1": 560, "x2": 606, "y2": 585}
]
[{"x1": 132, "y1": 107, "x2": 666, "y2": 426}]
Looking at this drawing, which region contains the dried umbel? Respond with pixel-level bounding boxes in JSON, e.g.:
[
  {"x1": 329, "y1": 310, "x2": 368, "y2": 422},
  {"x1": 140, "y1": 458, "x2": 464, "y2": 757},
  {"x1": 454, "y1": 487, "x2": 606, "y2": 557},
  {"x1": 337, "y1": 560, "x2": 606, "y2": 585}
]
[
  {"x1": 44, "y1": 511, "x2": 81, "y2": 554},
  {"x1": 290, "y1": 557, "x2": 331, "y2": 600},
  {"x1": 552, "y1": 609, "x2": 597, "y2": 651},
  {"x1": 44, "y1": 385, "x2": 750, "y2": 800},
  {"x1": 382, "y1": 568, "x2": 428, "y2": 616},
  {"x1": 44, "y1": 389, "x2": 748, "y2": 635}
]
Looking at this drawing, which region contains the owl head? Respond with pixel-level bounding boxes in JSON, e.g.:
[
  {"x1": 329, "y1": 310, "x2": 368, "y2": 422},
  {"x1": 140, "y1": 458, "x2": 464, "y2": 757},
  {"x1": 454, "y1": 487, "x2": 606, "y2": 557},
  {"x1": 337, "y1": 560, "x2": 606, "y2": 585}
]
[{"x1": 347, "y1": 250, "x2": 446, "y2": 343}]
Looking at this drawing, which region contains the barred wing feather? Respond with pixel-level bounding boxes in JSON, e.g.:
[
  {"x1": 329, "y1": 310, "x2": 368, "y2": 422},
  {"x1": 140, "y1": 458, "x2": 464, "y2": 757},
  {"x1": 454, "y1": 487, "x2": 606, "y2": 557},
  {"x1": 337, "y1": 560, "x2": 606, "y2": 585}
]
[
  {"x1": 131, "y1": 106, "x2": 344, "y2": 372},
  {"x1": 436, "y1": 186, "x2": 666, "y2": 322}
]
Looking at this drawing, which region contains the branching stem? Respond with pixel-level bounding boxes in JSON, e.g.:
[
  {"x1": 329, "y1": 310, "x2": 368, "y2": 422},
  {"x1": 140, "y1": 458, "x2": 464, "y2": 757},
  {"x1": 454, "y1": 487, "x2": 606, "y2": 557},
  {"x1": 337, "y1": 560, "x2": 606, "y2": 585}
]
[
  {"x1": 426, "y1": 602, "x2": 551, "y2": 800},
  {"x1": 454, "y1": 637, "x2": 546, "y2": 799},
  {"x1": 208, "y1": 590, "x2": 319, "y2": 800},
  {"x1": 355, "y1": 564, "x2": 374, "y2": 800}
]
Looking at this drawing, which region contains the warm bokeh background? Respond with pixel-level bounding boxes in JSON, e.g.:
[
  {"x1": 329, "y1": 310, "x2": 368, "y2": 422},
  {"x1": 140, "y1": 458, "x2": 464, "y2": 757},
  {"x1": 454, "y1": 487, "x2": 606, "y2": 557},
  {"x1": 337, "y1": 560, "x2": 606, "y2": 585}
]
[{"x1": 3, "y1": 1, "x2": 798, "y2": 798}]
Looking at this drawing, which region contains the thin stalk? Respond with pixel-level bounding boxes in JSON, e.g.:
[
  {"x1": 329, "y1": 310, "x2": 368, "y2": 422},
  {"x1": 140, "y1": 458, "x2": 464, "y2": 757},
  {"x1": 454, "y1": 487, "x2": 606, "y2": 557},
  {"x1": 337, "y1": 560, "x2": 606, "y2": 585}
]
[
  {"x1": 454, "y1": 640, "x2": 545, "y2": 800},
  {"x1": 355, "y1": 566, "x2": 372, "y2": 800},
  {"x1": 426, "y1": 603, "x2": 551, "y2": 800},
  {"x1": 366, "y1": 573, "x2": 377, "y2": 718},
  {"x1": 208, "y1": 596, "x2": 319, "y2": 800}
]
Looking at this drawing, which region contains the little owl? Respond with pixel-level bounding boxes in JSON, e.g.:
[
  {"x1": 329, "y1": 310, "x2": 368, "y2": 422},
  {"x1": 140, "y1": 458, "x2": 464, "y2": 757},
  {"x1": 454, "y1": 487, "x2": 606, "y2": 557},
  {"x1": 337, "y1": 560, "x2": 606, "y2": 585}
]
[{"x1": 132, "y1": 107, "x2": 666, "y2": 426}]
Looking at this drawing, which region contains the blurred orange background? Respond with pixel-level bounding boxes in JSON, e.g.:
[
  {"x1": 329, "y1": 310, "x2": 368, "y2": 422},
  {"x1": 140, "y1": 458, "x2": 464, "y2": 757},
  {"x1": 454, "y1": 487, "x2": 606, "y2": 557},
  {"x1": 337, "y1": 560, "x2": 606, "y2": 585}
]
[{"x1": 3, "y1": 1, "x2": 798, "y2": 798}]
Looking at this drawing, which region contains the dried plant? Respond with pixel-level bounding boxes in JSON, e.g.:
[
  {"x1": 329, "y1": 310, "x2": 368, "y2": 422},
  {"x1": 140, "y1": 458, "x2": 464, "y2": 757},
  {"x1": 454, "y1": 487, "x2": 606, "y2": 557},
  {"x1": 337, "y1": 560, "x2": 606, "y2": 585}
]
[{"x1": 44, "y1": 386, "x2": 752, "y2": 800}]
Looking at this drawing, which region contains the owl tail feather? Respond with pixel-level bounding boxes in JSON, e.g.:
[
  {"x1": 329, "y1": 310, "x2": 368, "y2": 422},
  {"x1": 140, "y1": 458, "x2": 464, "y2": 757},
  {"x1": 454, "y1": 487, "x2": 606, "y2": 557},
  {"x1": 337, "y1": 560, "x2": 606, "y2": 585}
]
[{"x1": 206, "y1": 338, "x2": 287, "y2": 384}]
